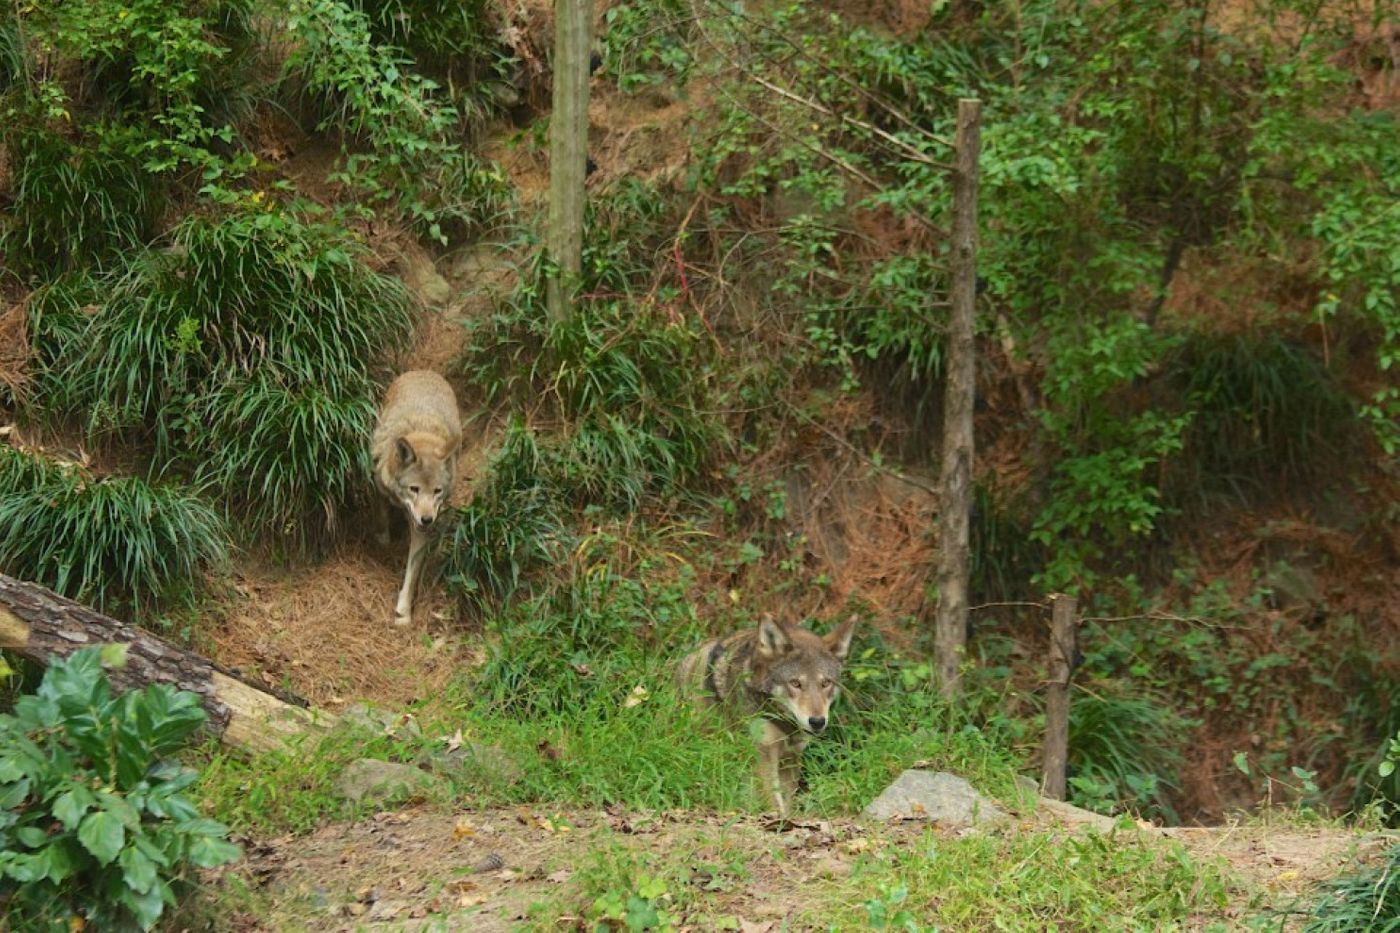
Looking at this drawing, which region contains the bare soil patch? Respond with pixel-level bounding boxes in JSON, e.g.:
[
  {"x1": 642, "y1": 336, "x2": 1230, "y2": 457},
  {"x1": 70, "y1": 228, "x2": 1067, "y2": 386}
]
[
  {"x1": 210, "y1": 552, "x2": 478, "y2": 711},
  {"x1": 211, "y1": 802, "x2": 1394, "y2": 931}
]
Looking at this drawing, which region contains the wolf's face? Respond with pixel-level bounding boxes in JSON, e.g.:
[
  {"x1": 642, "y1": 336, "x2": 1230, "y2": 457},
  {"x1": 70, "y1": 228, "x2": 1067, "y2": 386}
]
[
  {"x1": 756, "y1": 616, "x2": 857, "y2": 734},
  {"x1": 388, "y1": 434, "x2": 455, "y2": 530}
]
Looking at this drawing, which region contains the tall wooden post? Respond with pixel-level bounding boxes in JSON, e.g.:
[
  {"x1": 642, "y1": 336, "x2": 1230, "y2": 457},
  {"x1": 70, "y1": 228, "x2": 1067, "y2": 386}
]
[
  {"x1": 1041, "y1": 593, "x2": 1079, "y2": 800},
  {"x1": 933, "y1": 98, "x2": 981, "y2": 699},
  {"x1": 546, "y1": 0, "x2": 592, "y2": 322}
]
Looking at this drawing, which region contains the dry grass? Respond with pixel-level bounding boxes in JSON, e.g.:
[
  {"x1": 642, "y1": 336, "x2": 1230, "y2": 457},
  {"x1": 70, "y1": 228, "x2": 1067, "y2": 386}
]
[{"x1": 209, "y1": 551, "x2": 479, "y2": 710}]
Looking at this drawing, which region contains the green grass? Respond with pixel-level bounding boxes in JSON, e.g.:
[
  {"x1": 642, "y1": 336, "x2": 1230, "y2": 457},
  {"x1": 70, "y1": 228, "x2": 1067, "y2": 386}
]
[
  {"x1": 1299, "y1": 842, "x2": 1400, "y2": 931},
  {"x1": 0, "y1": 119, "x2": 163, "y2": 280},
  {"x1": 0, "y1": 447, "x2": 228, "y2": 613},
  {"x1": 813, "y1": 825, "x2": 1234, "y2": 931},
  {"x1": 191, "y1": 371, "x2": 378, "y2": 550}
]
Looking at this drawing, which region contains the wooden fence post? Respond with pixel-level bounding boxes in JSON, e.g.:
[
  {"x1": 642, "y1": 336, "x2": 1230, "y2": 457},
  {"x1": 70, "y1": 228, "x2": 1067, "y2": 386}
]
[
  {"x1": 1041, "y1": 593, "x2": 1078, "y2": 800},
  {"x1": 933, "y1": 97, "x2": 981, "y2": 699},
  {"x1": 546, "y1": 0, "x2": 592, "y2": 322}
]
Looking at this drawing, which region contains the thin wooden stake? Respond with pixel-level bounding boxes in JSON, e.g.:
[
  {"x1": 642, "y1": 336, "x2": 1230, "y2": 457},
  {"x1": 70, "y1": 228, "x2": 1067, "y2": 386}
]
[
  {"x1": 1042, "y1": 593, "x2": 1079, "y2": 800},
  {"x1": 933, "y1": 98, "x2": 981, "y2": 699},
  {"x1": 546, "y1": 0, "x2": 592, "y2": 322}
]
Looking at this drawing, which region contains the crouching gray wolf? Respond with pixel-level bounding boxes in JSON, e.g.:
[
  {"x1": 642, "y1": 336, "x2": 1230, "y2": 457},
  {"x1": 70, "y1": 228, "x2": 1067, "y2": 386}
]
[
  {"x1": 371, "y1": 370, "x2": 462, "y2": 626},
  {"x1": 676, "y1": 614, "x2": 857, "y2": 817}
]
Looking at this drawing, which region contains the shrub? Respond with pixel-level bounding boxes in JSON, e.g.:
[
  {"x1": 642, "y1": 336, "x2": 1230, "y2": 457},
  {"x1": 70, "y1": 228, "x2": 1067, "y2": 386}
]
[
  {"x1": 0, "y1": 448, "x2": 228, "y2": 614},
  {"x1": 0, "y1": 647, "x2": 242, "y2": 931},
  {"x1": 190, "y1": 372, "x2": 378, "y2": 548},
  {"x1": 40, "y1": 204, "x2": 414, "y2": 552},
  {"x1": 0, "y1": 119, "x2": 163, "y2": 280},
  {"x1": 281, "y1": 0, "x2": 512, "y2": 242}
]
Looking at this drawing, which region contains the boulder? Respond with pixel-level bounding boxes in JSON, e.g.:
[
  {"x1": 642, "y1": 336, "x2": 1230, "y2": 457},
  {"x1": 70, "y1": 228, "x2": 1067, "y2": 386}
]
[
  {"x1": 863, "y1": 770, "x2": 1009, "y2": 828},
  {"x1": 335, "y1": 758, "x2": 442, "y2": 805}
]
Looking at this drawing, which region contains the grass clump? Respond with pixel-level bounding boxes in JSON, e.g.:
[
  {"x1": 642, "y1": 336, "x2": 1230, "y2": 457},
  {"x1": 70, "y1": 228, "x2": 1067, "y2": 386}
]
[
  {"x1": 1300, "y1": 842, "x2": 1400, "y2": 931},
  {"x1": 1168, "y1": 331, "x2": 1355, "y2": 504},
  {"x1": 0, "y1": 447, "x2": 227, "y2": 614},
  {"x1": 190, "y1": 373, "x2": 377, "y2": 545},
  {"x1": 1066, "y1": 682, "x2": 1196, "y2": 822},
  {"x1": 39, "y1": 204, "x2": 414, "y2": 553},
  {"x1": 815, "y1": 827, "x2": 1232, "y2": 930},
  {"x1": 0, "y1": 118, "x2": 163, "y2": 280}
]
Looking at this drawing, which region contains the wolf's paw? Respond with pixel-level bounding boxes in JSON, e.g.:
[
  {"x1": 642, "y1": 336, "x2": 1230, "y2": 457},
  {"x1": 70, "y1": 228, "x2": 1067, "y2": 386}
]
[{"x1": 393, "y1": 609, "x2": 413, "y2": 627}]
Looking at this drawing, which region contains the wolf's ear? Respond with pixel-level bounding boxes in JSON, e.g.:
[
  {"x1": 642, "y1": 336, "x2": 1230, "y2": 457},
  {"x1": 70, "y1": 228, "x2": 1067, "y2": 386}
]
[
  {"x1": 757, "y1": 615, "x2": 791, "y2": 659},
  {"x1": 395, "y1": 437, "x2": 416, "y2": 466},
  {"x1": 825, "y1": 615, "x2": 858, "y2": 661}
]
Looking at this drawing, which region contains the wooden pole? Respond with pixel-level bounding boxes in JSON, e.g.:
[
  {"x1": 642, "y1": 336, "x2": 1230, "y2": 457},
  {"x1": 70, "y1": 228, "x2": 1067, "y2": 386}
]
[
  {"x1": 545, "y1": 0, "x2": 592, "y2": 322},
  {"x1": 1041, "y1": 593, "x2": 1078, "y2": 800},
  {"x1": 933, "y1": 98, "x2": 981, "y2": 699},
  {"x1": 0, "y1": 574, "x2": 323, "y2": 754}
]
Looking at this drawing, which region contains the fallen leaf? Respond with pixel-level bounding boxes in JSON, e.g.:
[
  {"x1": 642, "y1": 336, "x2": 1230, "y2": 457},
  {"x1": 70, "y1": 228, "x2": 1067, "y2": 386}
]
[
  {"x1": 453, "y1": 817, "x2": 476, "y2": 840},
  {"x1": 546, "y1": 869, "x2": 572, "y2": 884},
  {"x1": 623, "y1": 684, "x2": 650, "y2": 708},
  {"x1": 445, "y1": 728, "x2": 464, "y2": 752}
]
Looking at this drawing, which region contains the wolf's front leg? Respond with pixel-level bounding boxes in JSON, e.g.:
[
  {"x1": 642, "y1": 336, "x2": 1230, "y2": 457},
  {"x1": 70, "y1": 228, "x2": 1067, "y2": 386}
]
[
  {"x1": 778, "y1": 737, "x2": 807, "y2": 812},
  {"x1": 757, "y1": 720, "x2": 791, "y2": 818},
  {"x1": 394, "y1": 525, "x2": 429, "y2": 626}
]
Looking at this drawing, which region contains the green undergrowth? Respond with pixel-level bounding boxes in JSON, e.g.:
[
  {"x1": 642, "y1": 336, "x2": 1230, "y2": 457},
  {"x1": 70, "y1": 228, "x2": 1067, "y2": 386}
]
[
  {"x1": 1298, "y1": 841, "x2": 1400, "y2": 931},
  {"x1": 23, "y1": 204, "x2": 414, "y2": 553},
  {"x1": 814, "y1": 826, "x2": 1234, "y2": 931},
  {"x1": 0, "y1": 447, "x2": 227, "y2": 614}
]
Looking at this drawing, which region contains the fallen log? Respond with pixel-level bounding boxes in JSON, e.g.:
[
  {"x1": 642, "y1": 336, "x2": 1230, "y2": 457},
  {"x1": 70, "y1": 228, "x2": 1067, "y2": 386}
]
[{"x1": 0, "y1": 573, "x2": 325, "y2": 753}]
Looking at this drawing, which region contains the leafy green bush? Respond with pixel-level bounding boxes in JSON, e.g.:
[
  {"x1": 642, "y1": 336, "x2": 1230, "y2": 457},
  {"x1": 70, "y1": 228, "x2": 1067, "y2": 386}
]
[
  {"x1": 281, "y1": 0, "x2": 511, "y2": 242},
  {"x1": 0, "y1": 448, "x2": 228, "y2": 614},
  {"x1": 353, "y1": 0, "x2": 509, "y2": 113},
  {"x1": 0, "y1": 648, "x2": 241, "y2": 931}
]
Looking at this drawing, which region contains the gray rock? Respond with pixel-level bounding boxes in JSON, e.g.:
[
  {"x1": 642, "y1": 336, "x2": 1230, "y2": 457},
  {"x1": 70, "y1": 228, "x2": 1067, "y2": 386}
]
[
  {"x1": 1034, "y1": 796, "x2": 1121, "y2": 833},
  {"x1": 862, "y1": 770, "x2": 1009, "y2": 828},
  {"x1": 335, "y1": 758, "x2": 441, "y2": 805},
  {"x1": 340, "y1": 703, "x2": 424, "y2": 740}
]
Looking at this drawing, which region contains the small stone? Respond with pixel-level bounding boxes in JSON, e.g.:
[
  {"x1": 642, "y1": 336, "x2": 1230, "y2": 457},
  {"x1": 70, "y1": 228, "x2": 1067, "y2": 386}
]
[
  {"x1": 862, "y1": 770, "x2": 1009, "y2": 828},
  {"x1": 334, "y1": 758, "x2": 442, "y2": 806}
]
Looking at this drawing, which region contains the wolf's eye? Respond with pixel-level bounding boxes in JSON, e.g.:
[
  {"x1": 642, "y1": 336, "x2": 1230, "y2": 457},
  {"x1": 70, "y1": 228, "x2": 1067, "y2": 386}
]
[
  {"x1": 789, "y1": 678, "x2": 802, "y2": 689},
  {"x1": 409, "y1": 485, "x2": 420, "y2": 494},
  {"x1": 433, "y1": 487, "x2": 443, "y2": 496},
  {"x1": 821, "y1": 678, "x2": 833, "y2": 689}
]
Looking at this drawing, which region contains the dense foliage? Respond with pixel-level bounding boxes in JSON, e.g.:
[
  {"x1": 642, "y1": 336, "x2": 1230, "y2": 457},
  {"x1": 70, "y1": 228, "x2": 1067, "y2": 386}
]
[{"x1": 1, "y1": 0, "x2": 1397, "y2": 842}]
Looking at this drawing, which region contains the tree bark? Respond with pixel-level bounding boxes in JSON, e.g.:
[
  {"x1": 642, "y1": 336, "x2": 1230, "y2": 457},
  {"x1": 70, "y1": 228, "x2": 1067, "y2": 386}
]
[
  {"x1": 1041, "y1": 593, "x2": 1078, "y2": 800},
  {"x1": 546, "y1": 0, "x2": 593, "y2": 322},
  {"x1": 933, "y1": 98, "x2": 981, "y2": 699},
  {"x1": 0, "y1": 574, "x2": 322, "y2": 754}
]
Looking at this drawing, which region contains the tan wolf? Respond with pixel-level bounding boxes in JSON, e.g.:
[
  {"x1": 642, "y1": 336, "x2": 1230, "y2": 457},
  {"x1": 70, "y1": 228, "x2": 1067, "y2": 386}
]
[
  {"x1": 371, "y1": 370, "x2": 462, "y2": 626},
  {"x1": 676, "y1": 614, "x2": 858, "y2": 817}
]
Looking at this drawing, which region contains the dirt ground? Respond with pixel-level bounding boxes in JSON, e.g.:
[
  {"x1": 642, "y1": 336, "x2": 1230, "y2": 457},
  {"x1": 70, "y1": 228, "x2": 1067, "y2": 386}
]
[{"x1": 210, "y1": 803, "x2": 1392, "y2": 931}]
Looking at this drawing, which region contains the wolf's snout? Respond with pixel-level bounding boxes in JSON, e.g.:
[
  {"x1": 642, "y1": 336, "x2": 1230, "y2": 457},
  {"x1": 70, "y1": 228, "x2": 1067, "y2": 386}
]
[
  {"x1": 807, "y1": 716, "x2": 827, "y2": 732},
  {"x1": 418, "y1": 514, "x2": 435, "y2": 529}
]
